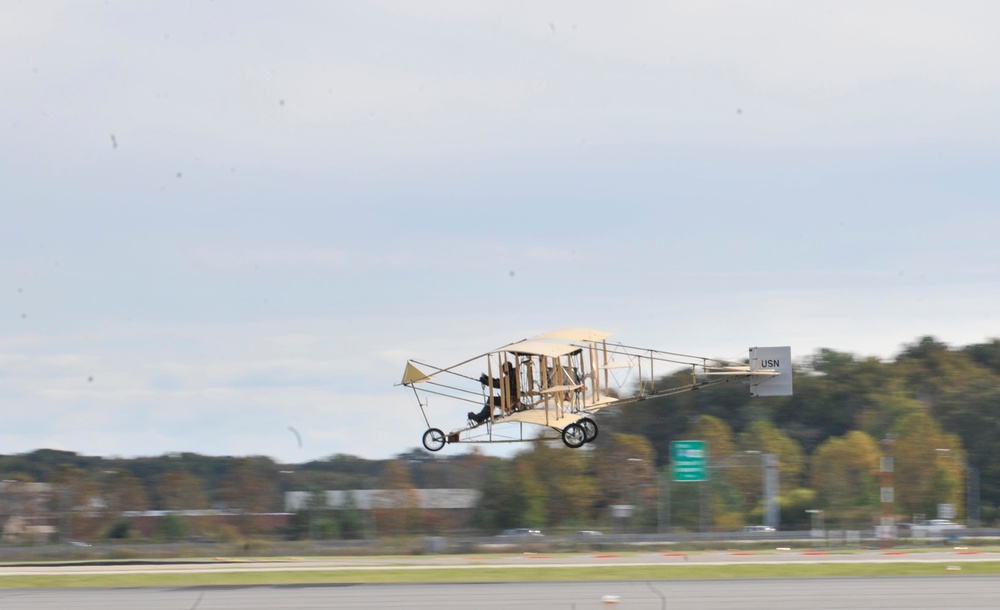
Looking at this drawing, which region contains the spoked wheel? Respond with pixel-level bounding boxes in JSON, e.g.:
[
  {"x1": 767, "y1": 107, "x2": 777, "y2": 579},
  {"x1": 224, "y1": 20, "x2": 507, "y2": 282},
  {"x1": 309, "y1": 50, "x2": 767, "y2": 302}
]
[
  {"x1": 579, "y1": 418, "x2": 599, "y2": 443},
  {"x1": 561, "y1": 423, "x2": 586, "y2": 448},
  {"x1": 422, "y1": 428, "x2": 446, "y2": 452}
]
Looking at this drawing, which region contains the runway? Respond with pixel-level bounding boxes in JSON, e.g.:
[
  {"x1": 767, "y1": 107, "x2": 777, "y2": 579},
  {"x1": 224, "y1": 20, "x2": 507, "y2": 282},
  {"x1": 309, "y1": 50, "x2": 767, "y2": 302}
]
[
  {"x1": 1, "y1": 551, "x2": 997, "y2": 608},
  {"x1": 1, "y1": 577, "x2": 997, "y2": 609}
]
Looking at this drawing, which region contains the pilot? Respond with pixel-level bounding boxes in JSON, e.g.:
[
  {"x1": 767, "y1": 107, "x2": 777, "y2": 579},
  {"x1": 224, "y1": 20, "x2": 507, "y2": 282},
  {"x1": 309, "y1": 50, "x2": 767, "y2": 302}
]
[{"x1": 468, "y1": 361, "x2": 519, "y2": 424}]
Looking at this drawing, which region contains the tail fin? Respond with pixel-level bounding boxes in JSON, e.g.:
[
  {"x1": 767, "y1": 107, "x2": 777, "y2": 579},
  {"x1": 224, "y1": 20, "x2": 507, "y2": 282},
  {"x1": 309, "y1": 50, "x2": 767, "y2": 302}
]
[{"x1": 749, "y1": 346, "x2": 793, "y2": 397}]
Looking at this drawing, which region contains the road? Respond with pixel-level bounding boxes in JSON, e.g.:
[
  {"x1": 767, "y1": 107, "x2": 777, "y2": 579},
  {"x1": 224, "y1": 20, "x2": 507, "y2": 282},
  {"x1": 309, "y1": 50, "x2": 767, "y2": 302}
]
[{"x1": 0, "y1": 577, "x2": 997, "y2": 609}]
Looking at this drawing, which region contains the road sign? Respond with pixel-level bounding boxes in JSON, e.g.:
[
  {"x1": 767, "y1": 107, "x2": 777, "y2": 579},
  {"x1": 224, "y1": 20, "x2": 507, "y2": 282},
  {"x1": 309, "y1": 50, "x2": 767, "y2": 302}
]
[{"x1": 671, "y1": 440, "x2": 708, "y2": 482}]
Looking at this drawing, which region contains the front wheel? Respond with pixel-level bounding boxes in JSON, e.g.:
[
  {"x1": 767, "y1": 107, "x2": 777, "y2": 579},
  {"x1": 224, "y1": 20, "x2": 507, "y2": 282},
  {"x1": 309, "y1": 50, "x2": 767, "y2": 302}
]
[
  {"x1": 422, "y1": 428, "x2": 446, "y2": 452},
  {"x1": 562, "y1": 423, "x2": 586, "y2": 448},
  {"x1": 579, "y1": 418, "x2": 598, "y2": 443}
]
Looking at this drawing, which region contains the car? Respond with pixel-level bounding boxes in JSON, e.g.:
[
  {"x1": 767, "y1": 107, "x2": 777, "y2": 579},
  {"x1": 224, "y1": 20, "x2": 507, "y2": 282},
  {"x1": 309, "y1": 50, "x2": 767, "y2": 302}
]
[
  {"x1": 497, "y1": 528, "x2": 543, "y2": 537},
  {"x1": 577, "y1": 530, "x2": 604, "y2": 536},
  {"x1": 741, "y1": 525, "x2": 776, "y2": 533},
  {"x1": 911, "y1": 519, "x2": 965, "y2": 535}
]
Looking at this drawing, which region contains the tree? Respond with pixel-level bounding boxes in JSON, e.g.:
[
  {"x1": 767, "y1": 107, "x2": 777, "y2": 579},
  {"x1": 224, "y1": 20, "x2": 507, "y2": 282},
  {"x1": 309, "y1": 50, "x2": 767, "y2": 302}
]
[
  {"x1": 373, "y1": 460, "x2": 421, "y2": 535},
  {"x1": 474, "y1": 461, "x2": 520, "y2": 531},
  {"x1": 100, "y1": 471, "x2": 149, "y2": 514},
  {"x1": 336, "y1": 491, "x2": 364, "y2": 539},
  {"x1": 930, "y1": 373, "x2": 1000, "y2": 518},
  {"x1": 157, "y1": 513, "x2": 187, "y2": 541},
  {"x1": 779, "y1": 487, "x2": 818, "y2": 529},
  {"x1": 51, "y1": 464, "x2": 100, "y2": 539},
  {"x1": 512, "y1": 459, "x2": 547, "y2": 528},
  {"x1": 771, "y1": 350, "x2": 863, "y2": 451},
  {"x1": 688, "y1": 415, "x2": 737, "y2": 460},
  {"x1": 962, "y1": 339, "x2": 1000, "y2": 375},
  {"x1": 737, "y1": 421, "x2": 805, "y2": 489},
  {"x1": 218, "y1": 457, "x2": 277, "y2": 514},
  {"x1": 810, "y1": 431, "x2": 881, "y2": 526},
  {"x1": 893, "y1": 411, "x2": 965, "y2": 519},
  {"x1": 602, "y1": 370, "x2": 748, "y2": 466},
  {"x1": 517, "y1": 442, "x2": 598, "y2": 527},
  {"x1": 595, "y1": 434, "x2": 655, "y2": 505},
  {"x1": 595, "y1": 434, "x2": 656, "y2": 530},
  {"x1": 156, "y1": 472, "x2": 208, "y2": 510},
  {"x1": 687, "y1": 416, "x2": 747, "y2": 529},
  {"x1": 105, "y1": 520, "x2": 132, "y2": 539}
]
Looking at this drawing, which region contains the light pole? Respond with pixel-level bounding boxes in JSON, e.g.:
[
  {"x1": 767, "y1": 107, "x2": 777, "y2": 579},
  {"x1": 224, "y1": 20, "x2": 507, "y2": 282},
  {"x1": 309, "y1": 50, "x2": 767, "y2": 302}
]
[
  {"x1": 712, "y1": 451, "x2": 779, "y2": 530},
  {"x1": 806, "y1": 509, "x2": 824, "y2": 543},
  {"x1": 614, "y1": 457, "x2": 667, "y2": 534},
  {"x1": 935, "y1": 448, "x2": 980, "y2": 526},
  {"x1": 880, "y1": 436, "x2": 895, "y2": 549},
  {"x1": 968, "y1": 465, "x2": 981, "y2": 527},
  {"x1": 762, "y1": 454, "x2": 779, "y2": 530},
  {"x1": 280, "y1": 471, "x2": 316, "y2": 540},
  {"x1": 657, "y1": 467, "x2": 667, "y2": 533}
]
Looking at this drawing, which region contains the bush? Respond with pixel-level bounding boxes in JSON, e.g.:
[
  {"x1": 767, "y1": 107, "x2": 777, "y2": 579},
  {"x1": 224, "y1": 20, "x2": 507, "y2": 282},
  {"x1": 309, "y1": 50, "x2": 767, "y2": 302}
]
[
  {"x1": 157, "y1": 514, "x2": 187, "y2": 541},
  {"x1": 210, "y1": 523, "x2": 241, "y2": 543},
  {"x1": 106, "y1": 520, "x2": 133, "y2": 540}
]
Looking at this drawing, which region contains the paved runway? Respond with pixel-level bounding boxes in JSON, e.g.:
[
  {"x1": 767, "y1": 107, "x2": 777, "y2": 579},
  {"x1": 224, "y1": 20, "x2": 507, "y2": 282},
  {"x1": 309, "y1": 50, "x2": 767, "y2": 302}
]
[
  {"x1": 1, "y1": 577, "x2": 997, "y2": 609},
  {"x1": 1, "y1": 552, "x2": 997, "y2": 609}
]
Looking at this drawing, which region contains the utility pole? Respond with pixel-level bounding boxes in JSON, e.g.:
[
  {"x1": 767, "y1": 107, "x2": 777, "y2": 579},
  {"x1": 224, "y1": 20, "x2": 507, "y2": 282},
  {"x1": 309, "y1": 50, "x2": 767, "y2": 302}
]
[
  {"x1": 968, "y1": 465, "x2": 980, "y2": 527},
  {"x1": 763, "y1": 454, "x2": 780, "y2": 530},
  {"x1": 880, "y1": 437, "x2": 895, "y2": 549}
]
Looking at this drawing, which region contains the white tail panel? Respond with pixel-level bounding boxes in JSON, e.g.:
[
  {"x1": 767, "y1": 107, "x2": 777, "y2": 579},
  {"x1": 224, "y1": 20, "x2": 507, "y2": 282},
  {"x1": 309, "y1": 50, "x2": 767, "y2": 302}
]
[{"x1": 749, "y1": 346, "x2": 793, "y2": 397}]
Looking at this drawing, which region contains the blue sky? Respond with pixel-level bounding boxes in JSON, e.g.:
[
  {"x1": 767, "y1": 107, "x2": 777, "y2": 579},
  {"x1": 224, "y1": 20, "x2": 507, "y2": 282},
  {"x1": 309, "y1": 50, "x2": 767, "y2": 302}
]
[{"x1": 3, "y1": 1, "x2": 999, "y2": 463}]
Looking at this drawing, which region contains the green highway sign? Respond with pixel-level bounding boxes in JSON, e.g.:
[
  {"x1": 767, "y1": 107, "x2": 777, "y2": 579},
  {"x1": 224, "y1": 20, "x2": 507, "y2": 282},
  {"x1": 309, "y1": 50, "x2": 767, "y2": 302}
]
[{"x1": 671, "y1": 440, "x2": 708, "y2": 482}]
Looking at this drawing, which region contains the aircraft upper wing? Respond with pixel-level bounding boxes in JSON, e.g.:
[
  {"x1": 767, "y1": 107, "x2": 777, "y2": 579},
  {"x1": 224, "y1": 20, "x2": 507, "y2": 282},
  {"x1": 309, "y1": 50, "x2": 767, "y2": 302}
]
[
  {"x1": 536, "y1": 328, "x2": 614, "y2": 343},
  {"x1": 491, "y1": 339, "x2": 581, "y2": 358}
]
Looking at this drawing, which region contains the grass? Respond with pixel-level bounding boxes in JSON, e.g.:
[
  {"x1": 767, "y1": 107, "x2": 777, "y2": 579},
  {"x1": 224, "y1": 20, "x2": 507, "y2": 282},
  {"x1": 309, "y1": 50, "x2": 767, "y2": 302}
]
[{"x1": 1, "y1": 559, "x2": 999, "y2": 588}]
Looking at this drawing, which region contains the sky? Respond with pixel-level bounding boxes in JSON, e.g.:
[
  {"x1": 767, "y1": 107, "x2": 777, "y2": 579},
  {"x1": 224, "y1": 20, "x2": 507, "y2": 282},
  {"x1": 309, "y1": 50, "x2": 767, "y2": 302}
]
[{"x1": 3, "y1": 1, "x2": 999, "y2": 464}]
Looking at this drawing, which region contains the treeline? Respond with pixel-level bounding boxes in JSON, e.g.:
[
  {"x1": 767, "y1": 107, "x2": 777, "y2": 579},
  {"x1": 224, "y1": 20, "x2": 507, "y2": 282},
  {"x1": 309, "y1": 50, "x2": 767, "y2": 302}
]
[
  {"x1": 0, "y1": 450, "x2": 495, "y2": 514},
  {"x1": 2, "y1": 335, "x2": 998, "y2": 536},
  {"x1": 0, "y1": 448, "x2": 499, "y2": 540},
  {"x1": 426, "y1": 335, "x2": 1000, "y2": 531},
  {"x1": 599, "y1": 335, "x2": 1000, "y2": 528}
]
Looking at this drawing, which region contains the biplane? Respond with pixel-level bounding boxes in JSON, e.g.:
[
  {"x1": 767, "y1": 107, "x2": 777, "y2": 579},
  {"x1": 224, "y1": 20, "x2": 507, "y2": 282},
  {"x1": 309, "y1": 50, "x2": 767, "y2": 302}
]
[{"x1": 398, "y1": 328, "x2": 791, "y2": 452}]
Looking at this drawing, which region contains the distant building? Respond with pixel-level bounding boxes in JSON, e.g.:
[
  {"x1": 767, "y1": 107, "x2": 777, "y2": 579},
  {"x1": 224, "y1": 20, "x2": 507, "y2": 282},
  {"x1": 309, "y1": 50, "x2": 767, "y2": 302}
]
[
  {"x1": 0, "y1": 481, "x2": 57, "y2": 543},
  {"x1": 284, "y1": 489, "x2": 481, "y2": 512},
  {"x1": 121, "y1": 510, "x2": 291, "y2": 538},
  {"x1": 2, "y1": 515, "x2": 57, "y2": 543},
  {"x1": 0, "y1": 481, "x2": 54, "y2": 515},
  {"x1": 285, "y1": 489, "x2": 482, "y2": 531}
]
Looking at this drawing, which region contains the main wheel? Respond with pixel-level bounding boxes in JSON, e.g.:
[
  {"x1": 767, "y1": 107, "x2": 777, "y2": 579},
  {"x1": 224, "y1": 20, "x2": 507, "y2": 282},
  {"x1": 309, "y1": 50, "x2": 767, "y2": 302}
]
[
  {"x1": 422, "y1": 428, "x2": 446, "y2": 452},
  {"x1": 579, "y1": 418, "x2": 598, "y2": 443},
  {"x1": 561, "y1": 423, "x2": 586, "y2": 448}
]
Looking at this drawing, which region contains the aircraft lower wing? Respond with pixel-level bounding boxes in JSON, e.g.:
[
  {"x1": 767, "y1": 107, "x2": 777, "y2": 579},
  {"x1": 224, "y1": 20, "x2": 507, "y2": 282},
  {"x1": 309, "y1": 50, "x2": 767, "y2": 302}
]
[{"x1": 501, "y1": 409, "x2": 586, "y2": 429}]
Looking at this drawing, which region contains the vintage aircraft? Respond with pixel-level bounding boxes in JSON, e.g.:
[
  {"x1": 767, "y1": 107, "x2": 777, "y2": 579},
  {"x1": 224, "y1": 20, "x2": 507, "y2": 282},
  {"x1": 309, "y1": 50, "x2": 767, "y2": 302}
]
[{"x1": 398, "y1": 328, "x2": 792, "y2": 452}]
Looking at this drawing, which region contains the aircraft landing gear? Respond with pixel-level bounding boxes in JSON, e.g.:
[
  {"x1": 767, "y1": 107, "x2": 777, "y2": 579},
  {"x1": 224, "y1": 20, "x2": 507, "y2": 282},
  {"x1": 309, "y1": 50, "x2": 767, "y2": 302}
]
[
  {"x1": 422, "y1": 428, "x2": 446, "y2": 452},
  {"x1": 561, "y1": 423, "x2": 586, "y2": 448},
  {"x1": 579, "y1": 418, "x2": 598, "y2": 443}
]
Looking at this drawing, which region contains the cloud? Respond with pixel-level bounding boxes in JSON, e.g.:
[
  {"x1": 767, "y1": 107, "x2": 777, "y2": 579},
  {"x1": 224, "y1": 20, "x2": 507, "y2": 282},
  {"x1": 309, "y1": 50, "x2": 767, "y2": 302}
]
[{"x1": 3, "y1": 1, "x2": 999, "y2": 464}]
